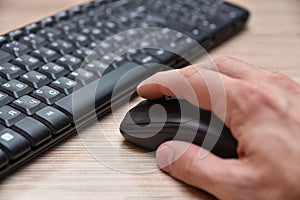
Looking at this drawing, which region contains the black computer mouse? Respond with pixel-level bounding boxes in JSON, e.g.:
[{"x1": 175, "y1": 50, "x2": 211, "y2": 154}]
[{"x1": 120, "y1": 97, "x2": 238, "y2": 158}]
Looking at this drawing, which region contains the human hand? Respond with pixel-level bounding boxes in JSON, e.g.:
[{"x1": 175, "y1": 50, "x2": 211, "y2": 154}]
[{"x1": 137, "y1": 56, "x2": 300, "y2": 200}]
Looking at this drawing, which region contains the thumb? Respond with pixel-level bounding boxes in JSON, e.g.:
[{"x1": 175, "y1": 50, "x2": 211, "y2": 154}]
[{"x1": 156, "y1": 141, "x2": 246, "y2": 200}]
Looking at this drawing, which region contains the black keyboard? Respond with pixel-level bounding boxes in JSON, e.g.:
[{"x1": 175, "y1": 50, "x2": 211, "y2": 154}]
[{"x1": 0, "y1": 0, "x2": 249, "y2": 178}]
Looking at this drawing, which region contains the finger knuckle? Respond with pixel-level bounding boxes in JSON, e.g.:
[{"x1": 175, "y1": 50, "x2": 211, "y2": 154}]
[
  {"x1": 214, "y1": 56, "x2": 252, "y2": 78},
  {"x1": 214, "y1": 56, "x2": 236, "y2": 66},
  {"x1": 229, "y1": 82, "x2": 272, "y2": 119},
  {"x1": 269, "y1": 73, "x2": 299, "y2": 91},
  {"x1": 178, "y1": 66, "x2": 198, "y2": 79},
  {"x1": 232, "y1": 81, "x2": 291, "y2": 122},
  {"x1": 249, "y1": 85, "x2": 271, "y2": 103},
  {"x1": 241, "y1": 83, "x2": 273, "y2": 106}
]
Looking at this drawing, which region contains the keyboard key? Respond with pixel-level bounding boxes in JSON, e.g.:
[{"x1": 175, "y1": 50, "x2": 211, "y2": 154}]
[
  {"x1": 0, "y1": 129, "x2": 31, "y2": 160},
  {"x1": 38, "y1": 27, "x2": 63, "y2": 41},
  {"x1": 24, "y1": 23, "x2": 39, "y2": 34},
  {"x1": 69, "y1": 6, "x2": 82, "y2": 16},
  {"x1": 68, "y1": 68, "x2": 96, "y2": 85},
  {"x1": 32, "y1": 86, "x2": 65, "y2": 105},
  {"x1": 39, "y1": 63, "x2": 68, "y2": 79},
  {"x1": 56, "y1": 21, "x2": 78, "y2": 33},
  {"x1": 56, "y1": 54, "x2": 82, "y2": 71},
  {"x1": 54, "y1": 11, "x2": 68, "y2": 22},
  {"x1": 34, "y1": 106, "x2": 71, "y2": 134},
  {"x1": 72, "y1": 47, "x2": 92, "y2": 60},
  {"x1": 88, "y1": 39, "x2": 102, "y2": 49},
  {"x1": 184, "y1": 27, "x2": 210, "y2": 42},
  {"x1": 20, "y1": 33, "x2": 47, "y2": 49},
  {"x1": 0, "y1": 106, "x2": 26, "y2": 127},
  {"x1": 100, "y1": 53, "x2": 122, "y2": 65},
  {"x1": 0, "y1": 50, "x2": 14, "y2": 64},
  {"x1": 40, "y1": 17, "x2": 55, "y2": 28},
  {"x1": 20, "y1": 71, "x2": 51, "y2": 89},
  {"x1": 49, "y1": 39, "x2": 75, "y2": 54},
  {"x1": 0, "y1": 92, "x2": 14, "y2": 106},
  {"x1": 0, "y1": 77, "x2": 7, "y2": 85},
  {"x1": 0, "y1": 63, "x2": 25, "y2": 80},
  {"x1": 0, "y1": 36, "x2": 7, "y2": 46},
  {"x1": 12, "y1": 95, "x2": 46, "y2": 115},
  {"x1": 131, "y1": 53, "x2": 160, "y2": 65},
  {"x1": 81, "y1": 2, "x2": 94, "y2": 11},
  {"x1": 1, "y1": 41, "x2": 31, "y2": 57},
  {"x1": 1, "y1": 79, "x2": 33, "y2": 98},
  {"x1": 117, "y1": 15, "x2": 131, "y2": 27},
  {"x1": 65, "y1": 33, "x2": 91, "y2": 47},
  {"x1": 12, "y1": 55, "x2": 44, "y2": 71},
  {"x1": 0, "y1": 149, "x2": 9, "y2": 169},
  {"x1": 50, "y1": 77, "x2": 79, "y2": 95},
  {"x1": 174, "y1": 37, "x2": 201, "y2": 52},
  {"x1": 146, "y1": 49, "x2": 176, "y2": 64},
  {"x1": 104, "y1": 21, "x2": 118, "y2": 32},
  {"x1": 31, "y1": 47, "x2": 60, "y2": 63},
  {"x1": 93, "y1": 40, "x2": 113, "y2": 55},
  {"x1": 72, "y1": 15, "x2": 92, "y2": 27},
  {"x1": 84, "y1": 60, "x2": 110, "y2": 76},
  {"x1": 163, "y1": 18, "x2": 190, "y2": 33},
  {"x1": 8, "y1": 29, "x2": 23, "y2": 40},
  {"x1": 111, "y1": 56, "x2": 127, "y2": 68},
  {"x1": 14, "y1": 117, "x2": 51, "y2": 146},
  {"x1": 81, "y1": 26, "x2": 103, "y2": 40}
]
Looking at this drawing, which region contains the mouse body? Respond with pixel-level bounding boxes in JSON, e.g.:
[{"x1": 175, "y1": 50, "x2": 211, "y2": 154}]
[{"x1": 120, "y1": 97, "x2": 238, "y2": 158}]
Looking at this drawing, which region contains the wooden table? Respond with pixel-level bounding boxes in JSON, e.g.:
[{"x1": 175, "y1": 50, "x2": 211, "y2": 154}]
[{"x1": 0, "y1": 0, "x2": 299, "y2": 199}]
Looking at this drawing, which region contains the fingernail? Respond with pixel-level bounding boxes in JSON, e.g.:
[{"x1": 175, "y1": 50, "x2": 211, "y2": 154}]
[
  {"x1": 156, "y1": 145, "x2": 173, "y2": 173},
  {"x1": 137, "y1": 79, "x2": 149, "y2": 89}
]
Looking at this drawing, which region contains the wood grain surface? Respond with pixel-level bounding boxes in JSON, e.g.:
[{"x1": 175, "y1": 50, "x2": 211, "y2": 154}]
[{"x1": 0, "y1": 0, "x2": 299, "y2": 199}]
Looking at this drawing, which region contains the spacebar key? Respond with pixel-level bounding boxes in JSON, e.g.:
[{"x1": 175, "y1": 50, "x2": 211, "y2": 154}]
[{"x1": 55, "y1": 61, "x2": 161, "y2": 122}]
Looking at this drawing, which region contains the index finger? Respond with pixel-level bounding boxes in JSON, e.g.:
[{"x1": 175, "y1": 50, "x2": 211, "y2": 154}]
[{"x1": 137, "y1": 65, "x2": 237, "y2": 126}]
